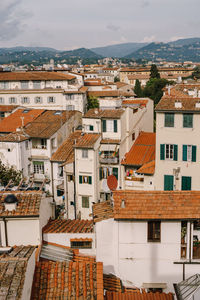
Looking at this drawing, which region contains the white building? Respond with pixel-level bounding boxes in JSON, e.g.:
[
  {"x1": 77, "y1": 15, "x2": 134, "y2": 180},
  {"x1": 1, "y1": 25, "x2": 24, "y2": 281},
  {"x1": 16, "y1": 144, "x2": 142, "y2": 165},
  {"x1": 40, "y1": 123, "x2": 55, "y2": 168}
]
[
  {"x1": 0, "y1": 192, "x2": 52, "y2": 246},
  {"x1": 95, "y1": 190, "x2": 200, "y2": 294},
  {"x1": 155, "y1": 95, "x2": 200, "y2": 191}
]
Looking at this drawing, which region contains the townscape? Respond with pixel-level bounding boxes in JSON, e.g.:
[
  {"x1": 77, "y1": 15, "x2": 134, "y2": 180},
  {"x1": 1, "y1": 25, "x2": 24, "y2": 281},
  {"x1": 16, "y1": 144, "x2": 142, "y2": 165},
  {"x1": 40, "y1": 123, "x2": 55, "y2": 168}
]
[{"x1": 1, "y1": 54, "x2": 200, "y2": 300}]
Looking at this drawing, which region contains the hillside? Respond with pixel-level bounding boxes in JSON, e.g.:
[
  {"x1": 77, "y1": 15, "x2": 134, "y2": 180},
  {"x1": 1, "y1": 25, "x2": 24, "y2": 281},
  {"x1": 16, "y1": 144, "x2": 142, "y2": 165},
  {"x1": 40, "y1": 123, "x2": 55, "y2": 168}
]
[{"x1": 91, "y1": 42, "x2": 147, "y2": 57}]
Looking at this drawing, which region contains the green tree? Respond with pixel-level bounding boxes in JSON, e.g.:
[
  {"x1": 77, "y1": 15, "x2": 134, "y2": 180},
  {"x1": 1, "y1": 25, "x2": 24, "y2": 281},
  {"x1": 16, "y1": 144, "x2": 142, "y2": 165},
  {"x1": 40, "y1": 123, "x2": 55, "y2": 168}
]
[
  {"x1": 143, "y1": 78, "x2": 169, "y2": 105},
  {"x1": 134, "y1": 79, "x2": 143, "y2": 97},
  {"x1": 150, "y1": 64, "x2": 160, "y2": 79},
  {"x1": 192, "y1": 66, "x2": 200, "y2": 79},
  {"x1": 114, "y1": 76, "x2": 120, "y2": 82},
  {"x1": 87, "y1": 96, "x2": 99, "y2": 110},
  {"x1": 0, "y1": 160, "x2": 22, "y2": 187}
]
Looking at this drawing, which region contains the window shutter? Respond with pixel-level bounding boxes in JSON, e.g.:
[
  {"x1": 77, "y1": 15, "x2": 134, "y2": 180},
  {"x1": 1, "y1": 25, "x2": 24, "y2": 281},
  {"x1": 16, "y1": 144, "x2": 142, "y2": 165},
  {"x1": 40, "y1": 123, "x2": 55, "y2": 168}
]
[
  {"x1": 89, "y1": 125, "x2": 94, "y2": 131},
  {"x1": 99, "y1": 167, "x2": 102, "y2": 180},
  {"x1": 182, "y1": 145, "x2": 187, "y2": 161},
  {"x1": 79, "y1": 176, "x2": 82, "y2": 184},
  {"x1": 160, "y1": 144, "x2": 165, "y2": 160},
  {"x1": 113, "y1": 168, "x2": 118, "y2": 180},
  {"x1": 182, "y1": 176, "x2": 191, "y2": 190},
  {"x1": 114, "y1": 120, "x2": 117, "y2": 132},
  {"x1": 102, "y1": 120, "x2": 106, "y2": 132},
  {"x1": 192, "y1": 145, "x2": 197, "y2": 162},
  {"x1": 173, "y1": 145, "x2": 178, "y2": 161},
  {"x1": 89, "y1": 176, "x2": 92, "y2": 184},
  {"x1": 164, "y1": 175, "x2": 174, "y2": 191}
]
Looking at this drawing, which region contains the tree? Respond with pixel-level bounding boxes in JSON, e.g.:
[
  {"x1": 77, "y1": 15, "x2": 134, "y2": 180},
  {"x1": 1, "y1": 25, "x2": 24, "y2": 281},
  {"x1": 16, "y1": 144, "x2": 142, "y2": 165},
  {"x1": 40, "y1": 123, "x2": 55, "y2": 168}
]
[
  {"x1": 87, "y1": 96, "x2": 99, "y2": 110},
  {"x1": 0, "y1": 160, "x2": 22, "y2": 187},
  {"x1": 192, "y1": 66, "x2": 200, "y2": 79},
  {"x1": 143, "y1": 78, "x2": 169, "y2": 105},
  {"x1": 134, "y1": 79, "x2": 143, "y2": 97},
  {"x1": 150, "y1": 64, "x2": 160, "y2": 79},
  {"x1": 114, "y1": 76, "x2": 120, "y2": 82}
]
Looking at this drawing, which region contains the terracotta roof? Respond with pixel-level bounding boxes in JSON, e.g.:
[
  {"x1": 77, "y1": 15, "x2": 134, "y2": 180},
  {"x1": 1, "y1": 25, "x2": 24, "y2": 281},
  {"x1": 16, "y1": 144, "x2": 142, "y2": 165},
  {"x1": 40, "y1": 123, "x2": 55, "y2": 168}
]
[
  {"x1": 101, "y1": 139, "x2": 121, "y2": 144},
  {"x1": 121, "y1": 132, "x2": 155, "y2": 166},
  {"x1": 51, "y1": 131, "x2": 81, "y2": 162},
  {"x1": 127, "y1": 74, "x2": 150, "y2": 80},
  {"x1": 0, "y1": 108, "x2": 44, "y2": 133},
  {"x1": 43, "y1": 219, "x2": 94, "y2": 233},
  {"x1": 0, "y1": 105, "x2": 18, "y2": 112},
  {"x1": 113, "y1": 190, "x2": 200, "y2": 220},
  {"x1": 156, "y1": 96, "x2": 200, "y2": 112},
  {"x1": 104, "y1": 274, "x2": 123, "y2": 292},
  {"x1": 136, "y1": 160, "x2": 155, "y2": 175},
  {"x1": 122, "y1": 99, "x2": 149, "y2": 107},
  {"x1": 84, "y1": 108, "x2": 124, "y2": 119},
  {"x1": 88, "y1": 90, "x2": 134, "y2": 98},
  {"x1": 25, "y1": 110, "x2": 80, "y2": 138},
  {"x1": 116, "y1": 82, "x2": 129, "y2": 88},
  {"x1": 105, "y1": 291, "x2": 174, "y2": 300},
  {"x1": 0, "y1": 71, "x2": 75, "y2": 81},
  {"x1": 0, "y1": 246, "x2": 35, "y2": 300},
  {"x1": 74, "y1": 133, "x2": 100, "y2": 149},
  {"x1": 64, "y1": 86, "x2": 88, "y2": 94},
  {"x1": 31, "y1": 261, "x2": 104, "y2": 300},
  {"x1": 0, "y1": 131, "x2": 29, "y2": 142},
  {"x1": 0, "y1": 192, "x2": 42, "y2": 217},
  {"x1": 93, "y1": 201, "x2": 114, "y2": 223}
]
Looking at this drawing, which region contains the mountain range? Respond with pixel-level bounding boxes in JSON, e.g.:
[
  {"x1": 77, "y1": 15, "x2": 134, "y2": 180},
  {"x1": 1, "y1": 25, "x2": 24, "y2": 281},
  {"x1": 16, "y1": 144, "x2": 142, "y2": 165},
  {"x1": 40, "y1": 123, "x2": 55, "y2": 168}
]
[{"x1": 0, "y1": 38, "x2": 200, "y2": 64}]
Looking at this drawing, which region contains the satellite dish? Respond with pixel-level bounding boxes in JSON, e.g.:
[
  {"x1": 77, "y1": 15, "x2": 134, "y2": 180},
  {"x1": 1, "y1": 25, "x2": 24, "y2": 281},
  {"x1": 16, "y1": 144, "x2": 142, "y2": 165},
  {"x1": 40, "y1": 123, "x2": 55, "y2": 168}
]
[
  {"x1": 102, "y1": 179, "x2": 110, "y2": 193},
  {"x1": 107, "y1": 175, "x2": 118, "y2": 191}
]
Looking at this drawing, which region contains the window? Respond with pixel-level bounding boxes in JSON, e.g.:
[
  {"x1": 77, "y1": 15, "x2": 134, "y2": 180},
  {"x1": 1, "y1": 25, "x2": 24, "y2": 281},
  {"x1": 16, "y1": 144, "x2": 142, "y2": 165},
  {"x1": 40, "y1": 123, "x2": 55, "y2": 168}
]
[
  {"x1": 68, "y1": 175, "x2": 73, "y2": 181},
  {"x1": 58, "y1": 166, "x2": 63, "y2": 177},
  {"x1": 79, "y1": 175, "x2": 92, "y2": 184},
  {"x1": 41, "y1": 139, "x2": 47, "y2": 149},
  {"x1": 25, "y1": 140, "x2": 29, "y2": 150},
  {"x1": 66, "y1": 94, "x2": 74, "y2": 100},
  {"x1": 82, "y1": 196, "x2": 89, "y2": 208},
  {"x1": 0, "y1": 81, "x2": 9, "y2": 89},
  {"x1": 47, "y1": 96, "x2": 55, "y2": 103},
  {"x1": 107, "y1": 120, "x2": 114, "y2": 132},
  {"x1": 132, "y1": 132, "x2": 135, "y2": 141},
  {"x1": 99, "y1": 167, "x2": 118, "y2": 180},
  {"x1": 21, "y1": 97, "x2": 29, "y2": 104},
  {"x1": 35, "y1": 96, "x2": 42, "y2": 104},
  {"x1": 181, "y1": 176, "x2": 191, "y2": 190},
  {"x1": 82, "y1": 149, "x2": 88, "y2": 158},
  {"x1": 102, "y1": 120, "x2": 117, "y2": 132},
  {"x1": 33, "y1": 161, "x2": 44, "y2": 174},
  {"x1": 66, "y1": 105, "x2": 75, "y2": 111},
  {"x1": 183, "y1": 114, "x2": 193, "y2": 128},
  {"x1": 164, "y1": 113, "x2": 174, "y2": 127},
  {"x1": 182, "y1": 145, "x2": 196, "y2": 162},
  {"x1": 9, "y1": 97, "x2": 16, "y2": 104},
  {"x1": 164, "y1": 175, "x2": 174, "y2": 190},
  {"x1": 21, "y1": 81, "x2": 29, "y2": 89},
  {"x1": 148, "y1": 221, "x2": 161, "y2": 242},
  {"x1": 70, "y1": 240, "x2": 92, "y2": 249},
  {"x1": 89, "y1": 125, "x2": 94, "y2": 131},
  {"x1": 0, "y1": 97, "x2": 4, "y2": 104},
  {"x1": 33, "y1": 81, "x2": 41, "y2": 89},
  {"x1": 160, "y1": 144, "x2": 178, "y2": 161}
]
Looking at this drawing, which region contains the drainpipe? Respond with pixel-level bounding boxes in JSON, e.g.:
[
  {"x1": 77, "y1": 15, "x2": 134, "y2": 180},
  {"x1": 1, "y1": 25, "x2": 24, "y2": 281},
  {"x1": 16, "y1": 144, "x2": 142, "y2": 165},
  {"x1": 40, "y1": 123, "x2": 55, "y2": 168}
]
[
  {"x1": 3, "y1": 218, "x2": 8, "y2": 246},
  {"x1": 73, "y1": 157, "x2": 77, "y2": 220},
  {"x1": 189, "y1": 221, "x2": 192, "y2": 263},
  {"x1": 50, "y1": 161, "x2": 55, "y2": 202}
]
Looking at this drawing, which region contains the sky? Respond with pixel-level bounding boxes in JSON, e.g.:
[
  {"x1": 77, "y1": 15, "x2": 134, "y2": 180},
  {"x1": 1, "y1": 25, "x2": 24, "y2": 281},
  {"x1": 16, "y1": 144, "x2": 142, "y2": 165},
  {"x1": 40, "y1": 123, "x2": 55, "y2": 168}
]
[{"x1": 0, "y1": 0, "x2": 200, "y2": 50}]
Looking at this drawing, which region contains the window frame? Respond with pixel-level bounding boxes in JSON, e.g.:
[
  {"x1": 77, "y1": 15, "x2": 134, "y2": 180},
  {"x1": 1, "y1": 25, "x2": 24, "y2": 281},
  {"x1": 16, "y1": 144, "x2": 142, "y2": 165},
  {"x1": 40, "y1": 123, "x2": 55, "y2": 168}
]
[
  {"x1": 148, "y1": 221, "x2": 161, "y2": 243},
  {"x1": 82, "y1": 149, "x2": 88, "y2": 158},
  {"x1": 183, "y1": 113, "x2": 193, "y2": 128},
  {"x1": 164, "y1": 113, "x2": 174, "y2": 127},
  {"x1": 82, "y1": 196, "x2": 89, "y2": 208},
  {"x1": 70, "y1": 240, "x2": 92, "y2": 249}
]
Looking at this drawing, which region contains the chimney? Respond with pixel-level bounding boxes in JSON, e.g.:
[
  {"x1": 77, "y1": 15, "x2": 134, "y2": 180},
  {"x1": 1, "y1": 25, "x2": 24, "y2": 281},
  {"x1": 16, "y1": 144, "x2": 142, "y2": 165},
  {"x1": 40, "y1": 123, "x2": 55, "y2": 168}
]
[
  {"x1": 175, "y1": 101, "x2": 182, "y2": 108},
  {"x1": 4, "y1": 194, "x2": 18, "y2": 211}
]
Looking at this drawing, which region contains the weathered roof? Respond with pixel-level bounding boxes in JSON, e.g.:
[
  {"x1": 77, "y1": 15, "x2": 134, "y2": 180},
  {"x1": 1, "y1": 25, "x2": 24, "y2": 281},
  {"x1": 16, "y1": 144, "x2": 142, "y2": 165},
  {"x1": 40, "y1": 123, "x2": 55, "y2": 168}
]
[
  {"x1": 0, "y1": 245, "x2": 35, "y2": 300},
  {"x1": 0, "y1": 131, "x2": 29, "y2": 142},
  {"x1": 174, "y1": 273, "x2": 200, "y2": 300},
  {"x1": 88, "y1": 90, "x2": 134, "y2": 98},
  {"x1": 104, "y1": 274, "x2": 123, "y2": 292},
  {"x1": 93, "y1": 201, "x2": 114, "y2": 223},
  {"x1": 31, "y1": 261, "x2": 104, "y2": 300},
  {"x1": 105, "y1": 291, "x2": 174, "y2": 300},
  {"x1": 101, "y1": 139, "x2": 121, "y2": 145},
  {"x1": 121, "y1": 132, "x2": 155, "y2": 166},
  {"x1": 0, "y1": 71, "x2": 75, "y2": 81},
  {"x1": 0, "y1": 105, "x2": 18, "y2": 112},
  {"x1": 74, "y1": 133, "x2": 100, "y2": 149},
  {"x1": 136, "y1": 160, "x2": 155, "y2": 175},
  {"x1": 156, "y1": 96, "x2": 200, "y2": 112},
  {"x1": 0, "y1": 108, "x2": 44, "y2": 133},
  {"x1": 113, "y1": 190, "x2": 200, "y2": 220},
  {"x1": 84, "y1": 108, "x2": 124, "y2": 119},
  {"x1": 25, "y1": 110, "x2": 80, "y2": 138},
  {"x1": 51, "y1": 131, "x2": 81, "y2": 162},
  {"x1": 43, "y1": 219, "x2": 94, "y2": 233},
  {"x1": 0, "y1": 192, "x2": 42, "y2": 217},
  {"x1": 122, "y1": 99, "x2": 149, "y2": 107}
]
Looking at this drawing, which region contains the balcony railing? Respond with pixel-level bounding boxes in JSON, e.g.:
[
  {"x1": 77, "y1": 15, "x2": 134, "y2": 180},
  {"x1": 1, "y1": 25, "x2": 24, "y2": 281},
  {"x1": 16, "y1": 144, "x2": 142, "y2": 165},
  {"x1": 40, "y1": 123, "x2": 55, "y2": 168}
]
[{"x1": 100, "y1": 156, "x2": 119, "y2": 164}]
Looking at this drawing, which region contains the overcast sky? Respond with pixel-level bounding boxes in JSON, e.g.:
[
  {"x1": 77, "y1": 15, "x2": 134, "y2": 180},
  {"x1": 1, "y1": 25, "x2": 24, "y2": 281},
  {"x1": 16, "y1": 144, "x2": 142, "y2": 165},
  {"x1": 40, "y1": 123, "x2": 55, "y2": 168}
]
[{"x1": 0, "y1": 0, "x2": 200, "y2": 50}]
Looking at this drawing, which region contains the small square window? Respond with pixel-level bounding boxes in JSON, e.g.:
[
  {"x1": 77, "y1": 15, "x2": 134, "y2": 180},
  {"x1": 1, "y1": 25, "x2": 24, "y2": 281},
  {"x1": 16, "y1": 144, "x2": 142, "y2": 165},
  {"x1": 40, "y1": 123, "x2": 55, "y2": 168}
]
[
  {"x1": 82, "y1": 196, "x2": 89, "y2": 208},
  {"x1": 82, "y1": 149, "x2": 88, "y2": 158}
]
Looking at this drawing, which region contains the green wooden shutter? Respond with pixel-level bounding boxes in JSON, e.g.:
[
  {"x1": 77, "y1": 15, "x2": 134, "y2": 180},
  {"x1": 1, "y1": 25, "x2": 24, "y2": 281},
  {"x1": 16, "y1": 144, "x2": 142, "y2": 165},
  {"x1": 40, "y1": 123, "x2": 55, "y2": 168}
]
[
  {"x1": 192, "y1": 145, "x2": 197, "y2": 162},
  {"x1": 113, "y1": 168, "x2": 118, "y2": 180},
  {"x1": 89, "y1": 125, "x2": 94, "y2": 131},
  {"x1": 89, "y1": 176, "x2": 92, "y2": 184},
  {"x1": 102, "y1": 120, "x2": 106, "y2": 132},
  {"x1": 182, "y1": 145, "x2": 187, "y2": 161},
  {"x1": 160, "y1": 144, "x2": 165, "y2": 160},
  {"x1": 114, "y1": 120, "x2": 117, "y2": 132},
  {"x1": 164, "y1": 175, "x2": 174, "y2": 191},
  {"x1": 181, "y1": 176, "x2": 191, "y2": 190},
  {"x1": 173, "y1": 145, "x2": 178, "y2": 161},
  {"x1": 79, "y1": 176, "x2": 82, "y2": 184}
]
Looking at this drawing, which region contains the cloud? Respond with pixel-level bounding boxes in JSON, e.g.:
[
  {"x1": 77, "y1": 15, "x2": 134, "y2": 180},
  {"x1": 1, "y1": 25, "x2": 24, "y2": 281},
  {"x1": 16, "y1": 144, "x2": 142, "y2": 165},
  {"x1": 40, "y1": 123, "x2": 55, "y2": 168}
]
[
  {"x1": 141, "y1": 35, "x2": 156, "y2": 43},
  {"x1": 169, "y1": 36, "x2": 185, "y2": 42},
  {"x1": 0, "y1": 0, "x2": 32, "y2": 41},
  {"x1": 106, "y1": 24, "x2": 120, "y2": 32}
]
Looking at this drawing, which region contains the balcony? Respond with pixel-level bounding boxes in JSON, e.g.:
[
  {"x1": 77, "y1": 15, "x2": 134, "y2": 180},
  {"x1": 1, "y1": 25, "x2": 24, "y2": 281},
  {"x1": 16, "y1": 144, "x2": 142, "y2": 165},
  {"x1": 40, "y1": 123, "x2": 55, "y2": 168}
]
[
  {"x1": 33, "y1": 173, "x2": 45, "y2": 182},
  {"x1": 100, "y1": 156, "x2": 119, "y2": 164}
]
